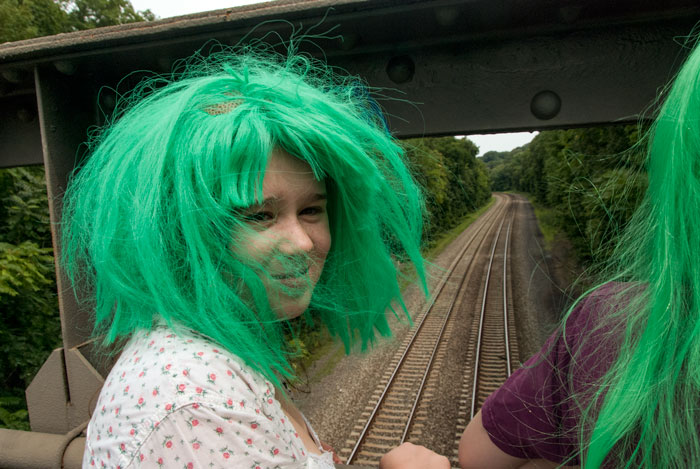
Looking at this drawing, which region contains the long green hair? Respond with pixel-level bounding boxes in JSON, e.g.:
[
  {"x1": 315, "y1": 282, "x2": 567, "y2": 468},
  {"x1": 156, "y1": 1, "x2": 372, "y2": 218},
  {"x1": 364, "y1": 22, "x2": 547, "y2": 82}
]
[
  {"x1": 60, "y1": 45, "x2": 427, "y2": 387},
  {"x1": 571, "y1": 36, "x2": 700, "y2": 467}
]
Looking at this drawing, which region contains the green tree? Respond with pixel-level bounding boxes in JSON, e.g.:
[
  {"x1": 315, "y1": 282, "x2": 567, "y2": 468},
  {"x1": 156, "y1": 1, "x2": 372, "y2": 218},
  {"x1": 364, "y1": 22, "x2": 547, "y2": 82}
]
[
  {"x1": 402, "y1": 140, "x2": 450, "y2": 244},
  {"x1": 66, "y1": 0, "x2": 155, "y2": 30},
  {"x1": 480, "y1": 150, "x2": 511, "y2": 167},
  {"x1": 0, "y1": 167, "x2": 60, "y2": 430},
  {"x1": 0, "y1": 0, "x2": 154, "y2": 430},
  {"x1": 485, "y1": 125, "x2": 646, "y2": 265},
  {"x1": 404, "y1": 137, "x2": 491, "y2": 246},
  {"x1": 549, "y1": 126, "x2": 646, "y2": 262},
  {"x1": 488, "y1": 161, "x2": 515, "y2": 191},
  {"x1": 0, "y1": 0, "x2": 155, "y2": 43}
]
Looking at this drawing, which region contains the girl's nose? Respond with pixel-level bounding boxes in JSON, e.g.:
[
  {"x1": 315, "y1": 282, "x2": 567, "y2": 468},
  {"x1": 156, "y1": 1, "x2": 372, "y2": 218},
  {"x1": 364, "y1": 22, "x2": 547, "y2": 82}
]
[{"x1": 276, "y1": 218, "x2": 314, "y2": 254}]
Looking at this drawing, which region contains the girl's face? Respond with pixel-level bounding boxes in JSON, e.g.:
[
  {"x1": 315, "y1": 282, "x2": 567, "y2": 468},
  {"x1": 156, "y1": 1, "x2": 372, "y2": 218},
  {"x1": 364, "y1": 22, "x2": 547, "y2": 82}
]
[{"x1": 236, "y1": 149, "x2": 331, "y2": 319}]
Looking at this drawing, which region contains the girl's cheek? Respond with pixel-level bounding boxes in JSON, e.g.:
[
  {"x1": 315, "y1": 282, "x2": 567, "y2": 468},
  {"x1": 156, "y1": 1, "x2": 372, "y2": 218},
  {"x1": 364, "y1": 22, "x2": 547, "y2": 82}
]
[{"x1": 233, "y1": 229, "x2": 273, "y2": 260}]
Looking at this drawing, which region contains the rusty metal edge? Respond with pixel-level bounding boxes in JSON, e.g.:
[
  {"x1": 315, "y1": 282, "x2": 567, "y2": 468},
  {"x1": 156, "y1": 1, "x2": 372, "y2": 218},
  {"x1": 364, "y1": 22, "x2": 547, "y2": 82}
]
[{"x1": 0, "y1": 0, "x2": 388, "y2": 64}]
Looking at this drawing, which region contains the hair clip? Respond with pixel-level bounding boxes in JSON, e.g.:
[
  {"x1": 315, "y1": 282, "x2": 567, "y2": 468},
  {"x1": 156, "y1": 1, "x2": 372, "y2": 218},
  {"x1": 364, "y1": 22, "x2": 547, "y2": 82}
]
[{"x1": 204, "y1": 99, "x2": 243, "y2": 115}]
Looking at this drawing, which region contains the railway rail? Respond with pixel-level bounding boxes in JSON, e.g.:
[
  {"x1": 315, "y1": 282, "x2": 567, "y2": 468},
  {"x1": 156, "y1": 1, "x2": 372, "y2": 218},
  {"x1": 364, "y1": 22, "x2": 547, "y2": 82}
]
[
  {"x1": 342, "y1": 194, "x2": 519, "y2": 467},
  {"x1": 470, "y1": 201, "x2": 517, "y2": 418},
  {"x1": 451, "y1": 198, "x2": 519, "y2": 465}
]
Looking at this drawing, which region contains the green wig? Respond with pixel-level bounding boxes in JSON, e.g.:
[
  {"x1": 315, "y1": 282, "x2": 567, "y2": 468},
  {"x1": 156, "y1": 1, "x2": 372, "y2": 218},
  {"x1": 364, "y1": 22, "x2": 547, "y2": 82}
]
[
  {"x1": 60, "y1": 46, "x2": 427, "y2": 387},
  {"x1": 566, "y1": 36, "x2": 700, "y2": 467}
]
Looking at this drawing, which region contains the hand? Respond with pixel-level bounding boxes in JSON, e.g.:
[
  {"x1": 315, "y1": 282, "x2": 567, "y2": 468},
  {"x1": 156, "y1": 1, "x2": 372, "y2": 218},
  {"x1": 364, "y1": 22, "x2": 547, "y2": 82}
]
[
  {"x1": 380, "y1": 442, "x2": 450, "y2": 469},
  {"x1": 320, "y1": 440, "x2": 342, "y2": 465}
]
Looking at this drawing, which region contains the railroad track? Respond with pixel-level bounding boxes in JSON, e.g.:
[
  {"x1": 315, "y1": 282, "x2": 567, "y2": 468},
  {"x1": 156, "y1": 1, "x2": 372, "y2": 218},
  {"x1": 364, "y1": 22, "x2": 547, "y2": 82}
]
[
  {"x1": 470, "y1": 199, "x2": 518, "y2": 416},
  {"x1": 451, "y1": 196, "x2": 519, "y2": 466},
  {"x1": 341, "y1": 194, "x2": 517, "y2": 467}
]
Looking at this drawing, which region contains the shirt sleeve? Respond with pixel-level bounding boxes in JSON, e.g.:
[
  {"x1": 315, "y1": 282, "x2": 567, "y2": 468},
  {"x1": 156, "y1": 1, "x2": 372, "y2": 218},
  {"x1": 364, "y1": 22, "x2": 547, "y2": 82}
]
[
  {"x1": 481, "y1": 302, "x2": 589, "y2": 463},
  {"x1": 481, "y1": 285, "x2": 624, "y2": 464},
  {"x1": 481, "y1": 331, "x2": 575, "y2": 462},
  {"x1": 131, "y1": 400, "x2": 308, "y2": 469}
]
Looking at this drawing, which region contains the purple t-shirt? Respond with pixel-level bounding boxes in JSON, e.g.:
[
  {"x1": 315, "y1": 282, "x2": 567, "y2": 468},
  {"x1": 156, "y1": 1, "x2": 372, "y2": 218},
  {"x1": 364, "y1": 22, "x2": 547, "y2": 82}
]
[{"x1": 482, "y1": 284, "x2": 627, "y2": 464}]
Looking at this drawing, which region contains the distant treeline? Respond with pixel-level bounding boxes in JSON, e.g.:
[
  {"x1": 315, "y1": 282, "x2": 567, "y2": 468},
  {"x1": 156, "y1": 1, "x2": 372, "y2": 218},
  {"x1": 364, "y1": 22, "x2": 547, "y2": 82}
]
[
  {"x1": 482, "y1": 125, "x2": 648, "y2": 265},
  {"x1": 0, "y1": 166, "x2": 59, "y2": 430},
  {"x1": 403, "y1": 137, "x2": 491, "y2": 247}
]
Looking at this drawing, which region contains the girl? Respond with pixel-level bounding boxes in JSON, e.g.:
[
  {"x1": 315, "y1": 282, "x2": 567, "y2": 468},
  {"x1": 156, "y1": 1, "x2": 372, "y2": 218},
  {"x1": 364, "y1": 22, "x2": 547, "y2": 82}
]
[{"x1": 62, "y1": 46, "x2": 427, "y2": 468}]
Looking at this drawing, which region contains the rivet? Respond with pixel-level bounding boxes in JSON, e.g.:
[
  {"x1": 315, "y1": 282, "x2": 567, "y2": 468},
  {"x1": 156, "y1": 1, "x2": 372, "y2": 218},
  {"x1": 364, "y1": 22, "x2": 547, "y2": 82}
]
[
  {"x1": 1, "y1": 69, "x2": 26, "y2": 84},
  {"x1": 100, "y1": 92, "x2": 117, "y2": 110},
  {"x1": 157, "y1": 57, "x2": 173, "y2": 72},
  {"x1": 530, "y1": 90, "x2": 561, "y2": 120},
  {"x1": 435, "y1": 7, "x2": 460, "y2": 27},
  {"x1": 386, "y1": 55, "x2": 415, "y2": 84},
  {"x1": 17, "y1": 107, "x2": 35, "y2": 123},
  {"x1": 338, "y1": 33, "x2": 358, "y2": 51},
  {"x1": 54, "y1": 61, "x2": 77, "y2": 76}
]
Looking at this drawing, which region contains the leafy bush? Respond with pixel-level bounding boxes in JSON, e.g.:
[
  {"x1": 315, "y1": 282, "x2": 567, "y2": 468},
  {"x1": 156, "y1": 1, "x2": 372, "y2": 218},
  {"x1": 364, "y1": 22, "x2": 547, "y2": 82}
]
[
  {"x1": 0, "y1": 0, "x2": 155, "y2": 431},
  {"x1": 0, "y1": 396, "x2": 30, "y2": 431},
  {"x1": 485, "y1": 125, "x2": 647, "y2": 265},
  {"x1": 0, "y1": 167, "x2": 61, "y2": 430},
  {"x1": 403, "y1": 137, "x2": 491, "y2": 247}
]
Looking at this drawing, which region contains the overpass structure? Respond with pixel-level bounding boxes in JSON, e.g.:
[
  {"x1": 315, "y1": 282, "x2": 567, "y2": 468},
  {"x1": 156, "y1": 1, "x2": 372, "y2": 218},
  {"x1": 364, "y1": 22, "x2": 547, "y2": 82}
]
[{"x1": 1, "y1": 0, "x2": 699, "y2": 466}]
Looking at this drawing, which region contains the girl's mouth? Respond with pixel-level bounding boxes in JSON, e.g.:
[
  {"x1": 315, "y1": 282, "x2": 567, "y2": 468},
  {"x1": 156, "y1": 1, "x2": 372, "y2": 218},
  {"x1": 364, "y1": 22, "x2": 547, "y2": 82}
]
[{"x1": 271, "y1": 267, "x2": 309, "y2": 280}]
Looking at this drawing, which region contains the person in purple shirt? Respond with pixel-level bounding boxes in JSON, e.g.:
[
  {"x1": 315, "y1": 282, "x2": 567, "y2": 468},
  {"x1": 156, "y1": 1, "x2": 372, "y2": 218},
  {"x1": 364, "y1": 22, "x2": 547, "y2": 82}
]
[
  {"x1": 383, "y1": 33, "x2": 700, "y2": 469},
  {"x1": 456, "y1": 34, "x2": 700, "y2": 468},
  {"x1": 459, "y1": 283, "x2": 630, "y2": 468}
]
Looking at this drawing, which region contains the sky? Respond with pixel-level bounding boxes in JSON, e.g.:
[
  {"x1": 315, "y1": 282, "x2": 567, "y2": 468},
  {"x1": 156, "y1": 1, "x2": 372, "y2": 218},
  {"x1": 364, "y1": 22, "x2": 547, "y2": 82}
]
[
  {"x1": 465, "y1": 132, "x2": 539, "y2": 156},
  {"x1": 130, "y1": 0, "x2": 539, "y2": 155},
  {"x1": 130, "y1": 0, "x2": 264, "y2": 19}
]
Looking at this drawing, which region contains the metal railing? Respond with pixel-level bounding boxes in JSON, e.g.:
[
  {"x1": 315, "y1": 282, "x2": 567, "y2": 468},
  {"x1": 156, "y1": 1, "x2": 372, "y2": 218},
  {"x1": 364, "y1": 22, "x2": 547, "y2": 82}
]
[
  {"x1": 0, "y1": 426, "x2": 371, "y2": 469},
  {"x1": 0, "y1": 426, "x2": 85, "y2": 469}
]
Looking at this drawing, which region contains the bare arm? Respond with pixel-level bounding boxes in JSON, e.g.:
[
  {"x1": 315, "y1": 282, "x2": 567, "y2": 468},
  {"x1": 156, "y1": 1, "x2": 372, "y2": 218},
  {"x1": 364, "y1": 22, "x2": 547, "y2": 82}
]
[
  {"x1": 459, "y1": 410, "x2": 571, "y2": 469},
  {"x1": 459, "y1": 410, "x2": 529, "y2": 468},
  {"x1": 379, "y1": 411, "x2": 575, "y2": 469},
  {"x1": 379, "y1": 442, "x2": 450, "y2": 469}
]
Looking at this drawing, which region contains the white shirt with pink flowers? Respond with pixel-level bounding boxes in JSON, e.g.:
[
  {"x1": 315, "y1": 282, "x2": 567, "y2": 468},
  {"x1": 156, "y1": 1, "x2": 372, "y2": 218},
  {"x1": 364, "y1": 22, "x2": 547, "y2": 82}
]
[{"x1": 82, "y1": 325, "x2": 335, "y2": 469}]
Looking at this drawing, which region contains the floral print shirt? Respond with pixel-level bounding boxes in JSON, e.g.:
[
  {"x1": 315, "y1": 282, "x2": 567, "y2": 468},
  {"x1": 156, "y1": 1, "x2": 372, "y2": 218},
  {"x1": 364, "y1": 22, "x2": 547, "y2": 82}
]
[{"x1": 83, "y1": 326, "x2": 335, "y2": 468}]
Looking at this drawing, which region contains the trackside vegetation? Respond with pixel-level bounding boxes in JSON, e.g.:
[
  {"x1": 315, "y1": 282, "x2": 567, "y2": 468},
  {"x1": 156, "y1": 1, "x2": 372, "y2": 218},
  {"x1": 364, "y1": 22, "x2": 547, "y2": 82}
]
[
  {"x1": 403, "y1": 137, "x2": 492, "y2": 248},
  {"x1": 482, "y1": 125, "x2": 647, "y2": 268},
  {"x1": 0, "y1": 0, "x2": 155, "y2": 431}
]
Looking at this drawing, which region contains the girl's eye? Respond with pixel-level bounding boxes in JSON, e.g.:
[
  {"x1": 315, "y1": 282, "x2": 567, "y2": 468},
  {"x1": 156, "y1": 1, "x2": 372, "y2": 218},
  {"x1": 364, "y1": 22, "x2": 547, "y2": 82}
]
[
  {"x1": 300, "y1": 206, "x2": 324, "y2": 217},
  {"x1": 242, "y1": 211, "x2": 274, "y2": 223}
]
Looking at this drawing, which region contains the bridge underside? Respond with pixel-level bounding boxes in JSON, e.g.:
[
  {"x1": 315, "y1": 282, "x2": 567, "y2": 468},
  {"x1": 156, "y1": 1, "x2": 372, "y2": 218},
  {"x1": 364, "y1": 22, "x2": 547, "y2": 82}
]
[{"x1": 0, "y1": 0, "x2": 698, "y2": 433}]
